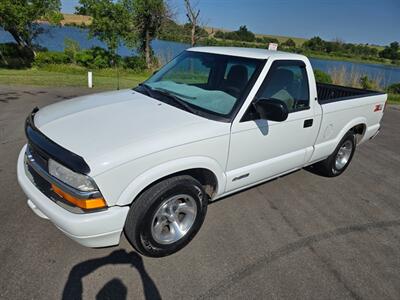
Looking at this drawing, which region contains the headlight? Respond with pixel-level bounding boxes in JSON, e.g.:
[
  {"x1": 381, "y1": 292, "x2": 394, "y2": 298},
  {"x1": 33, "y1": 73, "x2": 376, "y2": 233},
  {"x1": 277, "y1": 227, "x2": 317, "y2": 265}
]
[{"x1": 48, "y1": 159, "x2": 97, "y2": 192}]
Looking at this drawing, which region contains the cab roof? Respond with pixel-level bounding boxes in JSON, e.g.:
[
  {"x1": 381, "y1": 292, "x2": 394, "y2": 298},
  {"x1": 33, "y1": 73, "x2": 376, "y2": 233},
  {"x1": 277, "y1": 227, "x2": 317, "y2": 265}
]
[{"x1": 187, "y1": 46, "x2": 307, "y2": 61}]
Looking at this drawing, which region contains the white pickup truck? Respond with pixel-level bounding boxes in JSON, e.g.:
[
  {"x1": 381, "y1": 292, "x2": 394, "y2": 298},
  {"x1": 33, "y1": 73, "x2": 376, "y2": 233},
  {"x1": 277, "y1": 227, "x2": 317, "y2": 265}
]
[{"x1": 17, "y1": 47, "x2": 386, "y2": 257}]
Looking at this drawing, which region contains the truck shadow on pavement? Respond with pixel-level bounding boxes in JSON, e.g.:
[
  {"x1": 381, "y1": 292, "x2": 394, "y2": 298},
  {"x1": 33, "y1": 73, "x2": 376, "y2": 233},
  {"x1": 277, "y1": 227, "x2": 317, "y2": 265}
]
[{"x1": 62, "y1": 249, "x2": 161, "y2": 300}]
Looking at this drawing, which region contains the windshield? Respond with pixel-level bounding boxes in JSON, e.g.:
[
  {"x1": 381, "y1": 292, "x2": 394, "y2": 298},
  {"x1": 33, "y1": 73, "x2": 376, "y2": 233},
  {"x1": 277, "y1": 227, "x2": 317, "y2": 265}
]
[{"x1": 143, "y1": 50, "x2": 263, "y2": 118}]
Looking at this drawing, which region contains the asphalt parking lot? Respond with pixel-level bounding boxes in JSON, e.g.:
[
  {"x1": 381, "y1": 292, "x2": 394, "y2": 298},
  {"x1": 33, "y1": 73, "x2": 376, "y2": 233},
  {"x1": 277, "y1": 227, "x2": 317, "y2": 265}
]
[{"x1": 0, "y1": 84, "x2": 399, "y2": 299}]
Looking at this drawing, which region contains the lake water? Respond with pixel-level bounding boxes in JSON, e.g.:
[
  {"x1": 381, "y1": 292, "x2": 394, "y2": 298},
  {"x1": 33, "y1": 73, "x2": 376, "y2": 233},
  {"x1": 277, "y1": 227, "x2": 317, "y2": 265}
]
[{"x1": 1, "y1": 25, "x2": 399, "y2": 87}]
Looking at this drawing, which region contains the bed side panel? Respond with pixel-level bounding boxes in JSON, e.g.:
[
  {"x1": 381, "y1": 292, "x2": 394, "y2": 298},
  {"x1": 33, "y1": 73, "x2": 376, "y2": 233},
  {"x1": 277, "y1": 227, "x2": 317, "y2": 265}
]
[{"x1": 309, "y1": 94, "x2": 387, "y2": 163}]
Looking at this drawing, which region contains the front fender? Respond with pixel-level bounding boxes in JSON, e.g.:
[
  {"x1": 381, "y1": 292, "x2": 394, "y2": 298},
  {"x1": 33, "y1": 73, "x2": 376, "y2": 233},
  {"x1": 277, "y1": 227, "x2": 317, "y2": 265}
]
[{"x1": 116, "y1": 156, "x2": 226, "y2": 206}]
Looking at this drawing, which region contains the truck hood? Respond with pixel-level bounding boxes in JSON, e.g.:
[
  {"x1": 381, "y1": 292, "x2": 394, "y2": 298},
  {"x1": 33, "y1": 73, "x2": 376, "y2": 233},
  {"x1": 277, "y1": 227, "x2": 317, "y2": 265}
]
[{"x1": 34, "y1": 89, "x2": 229, "y2": 175}]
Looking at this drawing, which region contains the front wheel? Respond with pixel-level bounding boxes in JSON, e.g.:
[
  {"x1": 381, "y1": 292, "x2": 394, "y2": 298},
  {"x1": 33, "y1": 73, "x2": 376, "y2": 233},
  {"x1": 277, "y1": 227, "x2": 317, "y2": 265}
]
[
  {"x1": 124, "y1": 175, "x2": 208, "y2": 257},
  {"x1": 313, "y1": 132, "x2": 356, "y2": 177}
]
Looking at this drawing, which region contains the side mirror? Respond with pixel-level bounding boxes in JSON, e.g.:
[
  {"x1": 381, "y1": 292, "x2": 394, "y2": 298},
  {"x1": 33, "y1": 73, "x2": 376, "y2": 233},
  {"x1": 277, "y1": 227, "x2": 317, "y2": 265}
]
[{"x1": 253, "y1": 98, "x2": 289, "y2": 122}]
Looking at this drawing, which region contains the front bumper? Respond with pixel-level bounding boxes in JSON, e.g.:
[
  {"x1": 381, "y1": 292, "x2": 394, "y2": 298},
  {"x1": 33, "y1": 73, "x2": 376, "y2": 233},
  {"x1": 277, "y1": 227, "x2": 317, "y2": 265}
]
[{"x1": 17, "y1": 145, "x2": 129, "y2": 247}]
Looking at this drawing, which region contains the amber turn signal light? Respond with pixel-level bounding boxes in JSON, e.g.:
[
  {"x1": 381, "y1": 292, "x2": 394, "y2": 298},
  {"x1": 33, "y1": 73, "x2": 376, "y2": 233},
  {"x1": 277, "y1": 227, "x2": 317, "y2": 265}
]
[{"x1": 51, "y1": 184, "x2": 107, "y2": 210}]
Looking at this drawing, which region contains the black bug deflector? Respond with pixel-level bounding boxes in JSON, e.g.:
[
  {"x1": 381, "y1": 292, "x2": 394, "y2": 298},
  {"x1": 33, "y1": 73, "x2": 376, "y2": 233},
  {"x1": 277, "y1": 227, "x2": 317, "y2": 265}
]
[{"x1": 25, "y1": 107, "x2": 91, "y2": 175}]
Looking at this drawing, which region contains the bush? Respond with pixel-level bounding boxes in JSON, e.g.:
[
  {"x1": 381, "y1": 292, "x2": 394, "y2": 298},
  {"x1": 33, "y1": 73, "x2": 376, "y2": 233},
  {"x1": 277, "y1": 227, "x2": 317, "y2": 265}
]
[
  {"x1": 123, "y1": 56, "x2": 147, "y2": 70},
  {"x1": 74, "y1": 49, "x2": 94, "y2": 67},
  {"x1": 75, "y1": 47, "x2": 115, "y2": 68},
  {"x1": 34, "y1": 51, "x2": 71, "y2": 66},
  {"x1": 387, "y1": 83, "x2": 400, "y2": 94},
  {"x1": 64, "y1": 38, "x2": 80, "y2": 62},
  {"x1": 264, "y1": 37, "x2": 279, "y2": 44},
  {"x1": 388, "y1": 93, "x2": 400, "y2": 104},
  {"x1": 1, "y1": 43, "x2": 151, "y2": 71},
  {"x1": 214, "y1": 31, "x2": 225, "y2": 39},
  {"x1": 360, "y1": 75, "x2": 374, "y2": 90},
  {"x1": 92, "y1": 54, "x2": 111, "y2": 69},
  {"x1": 314, "y1": 69, "x2": 332, "y2": 84}
]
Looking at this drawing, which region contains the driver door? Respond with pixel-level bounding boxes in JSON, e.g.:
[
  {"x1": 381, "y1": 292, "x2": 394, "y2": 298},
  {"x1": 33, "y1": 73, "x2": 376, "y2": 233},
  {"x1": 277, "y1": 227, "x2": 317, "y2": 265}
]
[{"x1": 225, "y1": 59, "x2": 320, "y2": 192}]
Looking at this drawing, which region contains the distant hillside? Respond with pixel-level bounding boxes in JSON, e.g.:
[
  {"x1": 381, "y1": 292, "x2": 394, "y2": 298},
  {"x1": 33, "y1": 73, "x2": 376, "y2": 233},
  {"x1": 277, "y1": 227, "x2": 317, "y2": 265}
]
[
  {"x1": 205, "y1": 26, "x2": 386, "y2": 49},
  {"x1": 36, "y1": 13, "x2": 92, "y2": 26},
  {"x1": 59, "y1": 14, "x2": 384, "y2": 49},
  {"x1": 205, "y1": 26, "x2": 307, "y2": 46},
  {"x1": 60, "y1": 13, "x2": 92, "y2": 26},
  {"x1": 59, "y1": 14, "x2": 306, "y2": 45}
]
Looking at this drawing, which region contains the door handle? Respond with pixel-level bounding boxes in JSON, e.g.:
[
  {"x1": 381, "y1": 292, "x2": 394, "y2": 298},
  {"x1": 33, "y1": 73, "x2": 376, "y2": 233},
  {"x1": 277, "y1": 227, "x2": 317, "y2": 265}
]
[{"x1": 304, "y1": 119, "x2": 313, "y2": 128}]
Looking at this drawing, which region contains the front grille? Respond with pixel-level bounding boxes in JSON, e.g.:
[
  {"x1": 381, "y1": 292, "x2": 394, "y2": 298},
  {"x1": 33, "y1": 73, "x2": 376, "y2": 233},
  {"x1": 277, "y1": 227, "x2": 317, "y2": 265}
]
[
  {"x1": 27, "y1": 163, "x2": 51, "y2": 193},
  {"x1": 28, "y1": 143, "x2": 48, "y2": 171}
]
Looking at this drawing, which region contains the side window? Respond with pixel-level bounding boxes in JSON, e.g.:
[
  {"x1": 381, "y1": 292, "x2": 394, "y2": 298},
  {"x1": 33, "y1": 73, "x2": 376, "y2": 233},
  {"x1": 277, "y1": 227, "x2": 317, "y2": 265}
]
[{"x1": 257, "y1": 61, "x2": 310, "y2": 112}]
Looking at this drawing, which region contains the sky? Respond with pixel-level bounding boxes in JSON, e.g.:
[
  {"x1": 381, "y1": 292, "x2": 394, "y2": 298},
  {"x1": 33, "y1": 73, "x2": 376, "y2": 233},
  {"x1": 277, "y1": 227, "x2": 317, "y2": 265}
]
[{"x1": 61, "y1": 0, "x2": 400, "y2": 46}]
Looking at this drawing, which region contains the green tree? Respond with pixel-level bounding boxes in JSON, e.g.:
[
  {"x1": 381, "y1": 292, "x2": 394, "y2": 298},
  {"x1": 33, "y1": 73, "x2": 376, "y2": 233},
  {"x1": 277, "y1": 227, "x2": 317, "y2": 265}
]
[
  {"x1": 379, "y1": 42, "x2": 400, "y2": 60},
  {"x1": 235, "y1": 25, "x2": 255, "y2": 42},
  {"x1": 77, "y1": 0, "x2": 130, "y2": 60},
  {"x1": 303, "y1": 36, "x2": 326, "y2": 52},
  {"x1": 220, "y1": 25, "x2": 255, "y2": 42},
  {"x1": 126, "y1": 0, "x2": 167, "y2": 68},
  {"x1": 0, "y1": 0, "x2": 62, "y2": 56},
  {"x1": 314, "y1": 69, "x2": 332, "y2": 84},
  {"x1": 282, "y1": 38, "x2": 296, "y2": 48}
]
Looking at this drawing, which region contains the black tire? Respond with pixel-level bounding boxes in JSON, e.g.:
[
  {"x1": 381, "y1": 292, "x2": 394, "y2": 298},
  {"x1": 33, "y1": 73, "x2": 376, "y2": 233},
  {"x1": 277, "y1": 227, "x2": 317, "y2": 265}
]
[
  {"x1": 124, "y1": 175, "x2": 208, "y2": 257},
  {"x1": 313, "y1": 132, "x2": 356, "y2": 177}
]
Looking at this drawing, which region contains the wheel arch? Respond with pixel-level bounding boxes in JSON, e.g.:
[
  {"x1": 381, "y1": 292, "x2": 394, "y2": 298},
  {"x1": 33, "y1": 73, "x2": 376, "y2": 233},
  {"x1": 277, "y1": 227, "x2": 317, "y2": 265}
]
[
  {"x1": 335, "y1": 117, "x2": 367, "y2": 146},
  {"x1": 350, "y1": 123, "x2": 367, "y2": 144},
  {"x1": 116, "y1": 157, "x2": 226, "y2": 206}
]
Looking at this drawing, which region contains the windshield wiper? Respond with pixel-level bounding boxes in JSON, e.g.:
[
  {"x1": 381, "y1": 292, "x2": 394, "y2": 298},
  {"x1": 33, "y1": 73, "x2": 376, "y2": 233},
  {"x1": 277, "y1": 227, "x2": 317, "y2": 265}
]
[
  {"x1": 137, "y1": 83, "x2": 198, "y2": 115},
  {"x1": 155, "y1": 87, "x2": 197, "y2": 100},
  {"x1": 152, "y1": 88, "x2": 198, "y2": 115},
  {"x1": 137, "y1": 83, "x2": 155, "y2": 97}
]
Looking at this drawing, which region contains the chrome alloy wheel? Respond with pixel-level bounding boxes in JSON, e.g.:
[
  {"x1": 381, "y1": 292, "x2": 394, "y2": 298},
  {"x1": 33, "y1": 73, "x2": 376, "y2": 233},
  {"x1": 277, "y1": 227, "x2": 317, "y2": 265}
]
[
  {"x1": 335, "y1": 140, "x2": 353, "y2": 170},
  {"x1": 151, "y1": 194, "x2": 197, "y2": 245}
]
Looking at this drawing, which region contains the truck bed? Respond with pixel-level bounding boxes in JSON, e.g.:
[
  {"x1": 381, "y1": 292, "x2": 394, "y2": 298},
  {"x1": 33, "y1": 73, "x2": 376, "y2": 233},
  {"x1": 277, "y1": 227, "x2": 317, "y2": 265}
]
[{"x1": 317, "y1": 83, "x2": 384, "y2": 104}]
